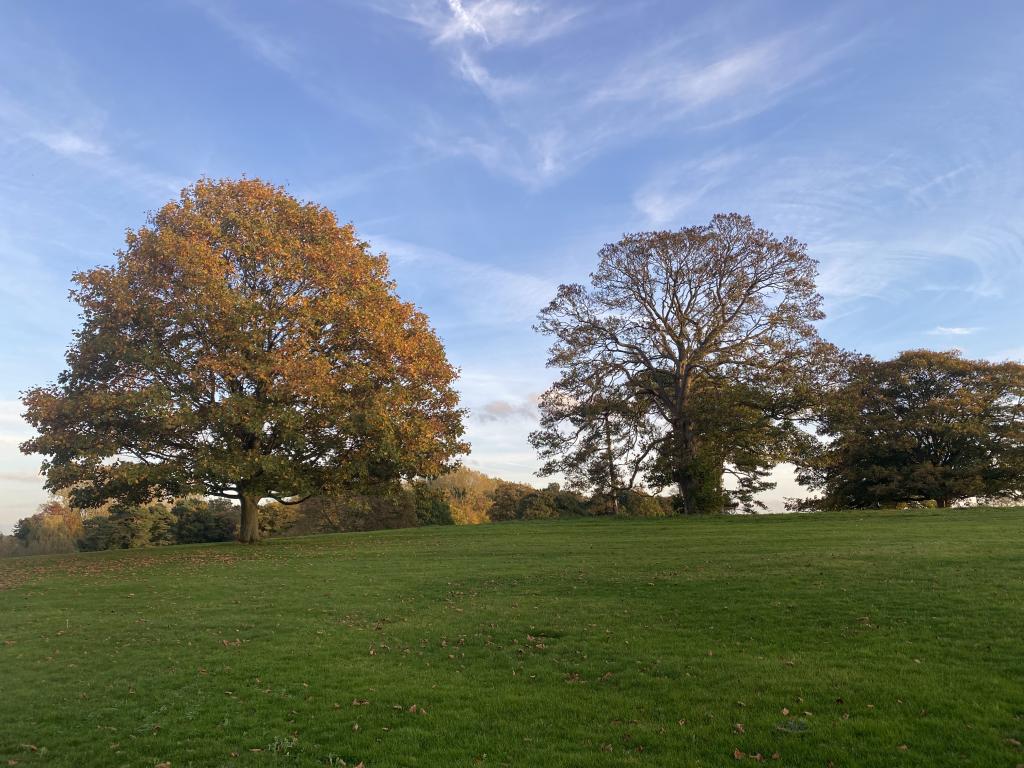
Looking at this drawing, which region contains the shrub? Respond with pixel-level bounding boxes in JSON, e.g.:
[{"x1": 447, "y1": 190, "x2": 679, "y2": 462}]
[
  {"x1": 171, "y1": 499, "x2": 238, "y2": 544},
  {"x1": 412, "y1": 484, "x2": 454, "y2": 526},
  {"x1": 619, "y1": 491, "x2": 669, "y2": 518},
  {"x1": 488, "y1": 481, "x2": 533, "y2": 521},
  {"x1": 79, "y1": 516, "x2": 118, "y2": 552},
  {"x1": 517, "y1": 492, "x2": 558, "y2": 520}
]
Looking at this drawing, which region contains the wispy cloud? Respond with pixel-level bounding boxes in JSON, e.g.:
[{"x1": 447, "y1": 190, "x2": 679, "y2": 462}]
[
  {"x1": 34, "y1": 130, "x2": 107, "y2": 157},
  {"x1": 628, "y1": 136, "x2": 1024, "y2": 310},
  {"x1": 633, "y1": 151, "x2": 744, "y2": 225},
  {"x1": 197, "y1": 2, "x2": 299, "y2": 74},
  {"x1": 0, "y1": 91, "x2": 182, "y2": 195},
  {"x1": 381, "y1": 3, "x2": 857, "y2": 186},
  {"x1": 194, "y1": 1, "x2": 392, "y2": 129},
  {"x1": 372, "y1": 235, "x2": 555, "y2": 326},
  {"x1": 928, "y1": 325, "x2": 979, "y2": 336},
  {"x1": 383, "y1": 0, "x2": 581, "y2": 48}
]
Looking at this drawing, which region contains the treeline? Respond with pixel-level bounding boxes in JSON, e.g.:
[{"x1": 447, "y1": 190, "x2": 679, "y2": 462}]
[
  {"x1": 16, "y1": 182, "x2": 1024, "y2": 537},
  {"x1": 0, "y1": 470, "x2": 673, "y2": 556}
]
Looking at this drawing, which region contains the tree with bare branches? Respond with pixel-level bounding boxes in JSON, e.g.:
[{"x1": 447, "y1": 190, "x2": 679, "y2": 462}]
[{"x1": 533, "y1": 214, "x2": 834, "y2": 513}]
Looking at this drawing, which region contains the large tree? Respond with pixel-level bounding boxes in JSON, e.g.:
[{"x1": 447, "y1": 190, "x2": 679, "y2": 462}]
[
  {"x1": 532, "y1": 213, "x2": 834, "y2": 513},
  {"x1": 22, "y1": 178, "x2": 467, "y2": 542},
  {"x1": 796, "y1": 349, "x2": 1024, "y2": 508}
]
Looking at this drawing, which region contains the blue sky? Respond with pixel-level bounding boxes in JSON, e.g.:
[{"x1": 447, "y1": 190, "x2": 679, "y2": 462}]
[{"x1": 2, "y1": 0, "x2": 1023, "y2": 529}]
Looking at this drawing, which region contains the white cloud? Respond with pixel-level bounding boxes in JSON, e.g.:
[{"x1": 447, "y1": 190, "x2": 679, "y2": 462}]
[
  {"x1": 928, "y1": 326, "x2": 979, "y2": 336},
  {"x1": 454, "y1": 49, "x2": 530, "y2": 101},
  {"x1": 386, "y1": 0, "x2": 580, "y2": 48},
  {"x1": 0, "y1": 95, "x2": 182, "y2": 195},
  {"x1": 35, "y1": 131, "x2": 107, "y2": 157}
]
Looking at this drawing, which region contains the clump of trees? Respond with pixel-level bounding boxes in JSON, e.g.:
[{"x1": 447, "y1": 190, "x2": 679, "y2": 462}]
[
  {"x1": 1, "y1": 499, "x2": 83, "y2": 556},
  {"x1": 77, "y1": 498, "x2": 240, "y2": 550},
  {"x1": 796, "y1": 349, "x2": 1024, "y2": 509},
  {"x1": 0, "y1": 496, "x2": 240, "y2": 556},
  {"x1": 532, "y1": 215, "x2": 1024, "y2": 513}
]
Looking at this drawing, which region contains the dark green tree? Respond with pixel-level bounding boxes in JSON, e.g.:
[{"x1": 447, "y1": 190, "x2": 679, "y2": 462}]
[{"x1": 797, "y1": 349, "x2": 1024, "y2": 508}]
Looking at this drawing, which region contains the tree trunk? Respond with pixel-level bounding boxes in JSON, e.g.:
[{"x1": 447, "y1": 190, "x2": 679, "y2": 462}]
[
  {"x1": 671, "y1": 425, "x2": 724, "y2": 515},
  {"x1": 673, "y1": 420, "x2": 699, "y2": 515},
  {"x1": 239, "y1": 492, "x2": 260, "y2": 543}
]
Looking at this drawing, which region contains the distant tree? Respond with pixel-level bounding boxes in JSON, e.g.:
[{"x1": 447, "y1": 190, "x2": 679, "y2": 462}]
[
  {"x1": 21, "y1": 178, "x2": 467, "y2": 542},
  {"x1": 535, "y1": 214, "x2": 836, "y2": 513},
  {"x1": 296, "y1": 484, "x2": 418, "y2": 533},
  {"x1": 411, "y1": 483, "x2": 455, "y2": 526},
  {"x1": 487, "y1": 481, "x2": 534, "y2": 522},
  {"x1": 79, "y1": 516, "x2": 118, "y2": 552},
  {"x1": 87, "y1": 502, "x2": 175, "y2": 549},
  {"x1": 427, "y1": 467, "x2": 499, "y2": 524},
  {"x1": 797, "y1": 349, "x2": 1024, "y2": 508},
  {"x1": 8, "y1": 500, "x2": 82, "y2": 555},
  {"x1": 543, "y1": 483, "x2": 588, "y2": 517},
  {"x1": 616, "y1": 490, "x2": 670, "y2": 518},
  {"x1": 517, "y1": 491, "x2": 558, "y2": 520}
]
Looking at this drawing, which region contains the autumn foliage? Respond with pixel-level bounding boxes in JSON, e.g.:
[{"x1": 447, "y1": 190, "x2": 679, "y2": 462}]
[{"x1": 21, "y1": 179, "x2": 467, "y2": 541}]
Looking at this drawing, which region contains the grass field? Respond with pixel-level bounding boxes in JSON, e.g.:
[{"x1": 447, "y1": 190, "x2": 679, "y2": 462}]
[{"x1": 1, "y1": 509, "x2": 1022, "y2": 767}]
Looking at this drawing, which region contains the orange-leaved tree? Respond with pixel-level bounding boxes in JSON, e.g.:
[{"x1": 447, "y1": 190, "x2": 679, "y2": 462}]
[{"x1": 21, "y1": 178, "x2": 467, "y2": 542}]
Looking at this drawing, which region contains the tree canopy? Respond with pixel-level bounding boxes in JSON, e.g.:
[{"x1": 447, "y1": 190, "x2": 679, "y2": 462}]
[
  {"x1": 532, "y1": 213, "x2": 836, "y2": 513},
  {"x1": 21, "y1": 178, "x2": 467, "y2": 541},
  {"x1": 796, "y1": 349, "x2": 1024, "y2": 508}
]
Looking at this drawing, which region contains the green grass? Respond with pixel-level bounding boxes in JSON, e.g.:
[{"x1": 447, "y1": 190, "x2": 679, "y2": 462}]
[{"x1": 1, "y1": 509, "x2": 1023, "y2": 767}]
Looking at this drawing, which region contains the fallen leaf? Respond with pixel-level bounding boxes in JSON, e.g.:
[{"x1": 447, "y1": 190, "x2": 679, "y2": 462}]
[
  {"x1": 734, "y1": 723, "x2": 745, "y2": 734},
  {"x1": 897, "y1": 744, "x2": 909, "y2": 751},
  {"x1": 734, "y1": 747, "x2": 746, "y2": 760},
  {"x1": 781, "y1": 708, "x2": 789, "y2": 716}
]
